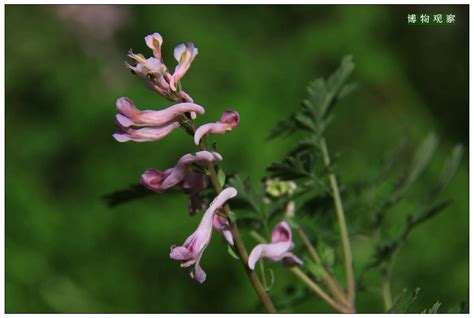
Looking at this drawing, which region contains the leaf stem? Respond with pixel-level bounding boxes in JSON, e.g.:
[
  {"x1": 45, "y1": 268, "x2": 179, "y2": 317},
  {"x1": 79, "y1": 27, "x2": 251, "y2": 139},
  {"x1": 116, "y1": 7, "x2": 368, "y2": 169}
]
[{"x1": 319, "y1": 137, "x2": 356, "y2": 309}]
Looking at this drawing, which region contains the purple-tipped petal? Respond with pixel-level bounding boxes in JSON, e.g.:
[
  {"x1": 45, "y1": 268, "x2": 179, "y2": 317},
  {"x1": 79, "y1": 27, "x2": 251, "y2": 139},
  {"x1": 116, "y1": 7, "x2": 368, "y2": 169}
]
[
  {"x1": 116, "y1": 97, "x2": 140, "y2": 118},
  {"x1": 271, "y1": 221, "x2": 292, "y2": 243},
  {"x1": 220, "y1": 110, "x2": 240, "y2": 128},
  {"x1": 141, "y1": 168, "x2": 170, "y2": 192}
]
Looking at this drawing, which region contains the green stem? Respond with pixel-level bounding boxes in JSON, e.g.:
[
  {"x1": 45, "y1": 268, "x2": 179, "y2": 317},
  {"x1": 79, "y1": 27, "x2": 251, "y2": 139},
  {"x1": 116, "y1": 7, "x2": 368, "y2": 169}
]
[
  {"x1": 319, "y1": 138, "x2": 356, "y2": 308},
  {"x1": 180, "y1": 106, "x2": 276, "y2": 312},
  {"x1": 295, "y1": 226, "x2": 348, "y2": 305},
  {"x1": 290, "y1": 267, "x2": 354, "y2": 313},
  {"x1": 381, "y1": 263, "x2": 393, "y2": 311},
  {"x1": 206, "y1": 161, "x2": 277, "y2": 313}
]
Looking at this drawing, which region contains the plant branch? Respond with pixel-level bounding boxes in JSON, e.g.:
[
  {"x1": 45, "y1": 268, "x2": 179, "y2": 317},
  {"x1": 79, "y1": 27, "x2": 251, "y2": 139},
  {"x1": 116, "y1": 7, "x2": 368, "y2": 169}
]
[
  {"x1": 295, "y1": 225, "x2": 348, "y2": 305},
  {"x1": 180, "y1": 95, "x2": 277, "y2": 313},
  {"x1": 319, "y1": 137, "x2": 356, "y2": 308},
  {"x1": 205, "y1": 159, "x2": 277, "y2": 313},
  {"x1": 290, "y1": 267, "x2": 354, "y2": 313}
]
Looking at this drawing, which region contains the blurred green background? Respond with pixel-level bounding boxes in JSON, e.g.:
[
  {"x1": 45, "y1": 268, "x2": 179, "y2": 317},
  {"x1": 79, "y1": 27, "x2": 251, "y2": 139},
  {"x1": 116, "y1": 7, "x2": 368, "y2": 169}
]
[{"x1": 6, "y1": 5, "x2": 468, "y2": 313}]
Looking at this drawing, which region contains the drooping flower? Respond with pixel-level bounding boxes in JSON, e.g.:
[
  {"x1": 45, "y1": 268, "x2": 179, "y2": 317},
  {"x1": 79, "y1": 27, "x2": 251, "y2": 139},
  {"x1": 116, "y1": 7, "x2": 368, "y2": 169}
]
[
  {"x1": 194, "y1": 110, "x2": 240, "y2": 145},
  {"x1": 212, "y1": 213, "x2": 234, "y2": 246},
  {"x1": 112, "y1": 97, "x2": 205, "y2": 143},
  {"x1": 248, "y1": 221, "x2": 303, "y2": 270},
  {"x1": 170, "y1": 42, "x2": 199, "y2": 91},
  {"x1": 170, "y1": 187, "x2": 238, "y2": 283},
  {"x1": 141, "y1": 151, "x2": 222, "y2": 192}
]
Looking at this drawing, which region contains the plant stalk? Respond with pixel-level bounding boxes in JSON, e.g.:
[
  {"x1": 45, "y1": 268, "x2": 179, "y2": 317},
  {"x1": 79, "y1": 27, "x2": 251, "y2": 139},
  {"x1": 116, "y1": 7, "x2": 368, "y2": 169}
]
[
  {"x1": 181, "y1": 94, "x2": 277, "y2": 313},
  {"x1": 295, "y1": 226, "x2": 348, "y2": 305},
  {"x1": 206, "y1": 160, "x2": 277, "y2": 313},
  {"x1": 381, "y1": 264, "x2": 393, "y2": 311},
  {"x1": 290, "y1": 267, "x2": 354, "y2": 313},
  {"x1": 319, "y1": 137, "x2": 356, "y2": 309}
]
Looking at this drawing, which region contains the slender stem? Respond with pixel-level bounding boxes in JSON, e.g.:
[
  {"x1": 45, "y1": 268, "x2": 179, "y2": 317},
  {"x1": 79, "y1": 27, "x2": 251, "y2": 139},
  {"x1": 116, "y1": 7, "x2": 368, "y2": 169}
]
[
  {"x1": 181, "y1": 95, "x2": 276, "y2": 313},
  {"x1": 319, "y1": 138, "x2": 356, "y2": 308},
  {"x1": 206, "y1": 162, "x2": 277, "y2": 313},
  {"x1": 290, "y1": 267, "x2": 354, "y2": 313},
  {"x1": 295, "y1": 226, "x2": 348, "y2": 305},
  {"x1": 381, "y1": 264, "x2": 393, "y2": 311}
]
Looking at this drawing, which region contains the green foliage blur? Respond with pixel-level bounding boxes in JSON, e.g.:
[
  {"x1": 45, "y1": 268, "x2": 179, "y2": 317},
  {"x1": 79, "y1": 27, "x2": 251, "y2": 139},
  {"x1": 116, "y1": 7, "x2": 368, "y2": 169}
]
[{"x1": 6, "y1": 4, "x2": 468, "y2": 313}]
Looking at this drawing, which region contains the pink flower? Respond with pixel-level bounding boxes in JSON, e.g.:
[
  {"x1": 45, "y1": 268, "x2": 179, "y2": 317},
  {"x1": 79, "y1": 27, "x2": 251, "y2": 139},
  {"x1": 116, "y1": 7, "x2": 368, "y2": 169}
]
[
  {"x1": 115, "y1": 97, "x2": 204, "y2": 128},
  {"x1": 212, "y1": 213, "x2": 234, "y2": 246},
  {"x1": 170, "y1": 42, "x2": 199, "y2": 91},
  {"x1": 113, "y1": 122, "x2": 180, "y2": 143},
  {"x1": 141, "y1": 151, "x2": 222, "y2": 192},
  {"x1": 113, "y1": 97, "x2": 205, "y2": 143},
  {"x1": 170, "y1": 187, "x2": 238, "y2": 283},
  {"x1": 248, "y1": 221, "x2": 303, "y2": 270},
  {"x1": 194, "y1": 110, "x2": 240, "y2": 145},
  {"x1": 125, "y1": 34, "x2": 195, "y2": 103},
  {"x1": 145, "y1": 32, "x2": 163, "y2": 59}
]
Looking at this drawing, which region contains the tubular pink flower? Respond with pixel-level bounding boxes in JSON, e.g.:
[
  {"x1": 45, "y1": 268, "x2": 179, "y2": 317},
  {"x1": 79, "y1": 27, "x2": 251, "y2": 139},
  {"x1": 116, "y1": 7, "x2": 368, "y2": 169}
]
[
  {"x1": 115, "y1": 97, "x2": 205, "y2": 128},
  {"x1": 248, "y1": 221, "x2": 303, "y2": 270},
  {"x1": 140, "y1": 151, "x2": 222, "y2": 192},
  {"x1": 170, "y1": 42, "x2": 198, "y2": 91},
  {"x1": 194, "y1": 110, "x2": 240, "y2": 145},
  {"x1": 170, "y1": 187, "x2": 238, "y2": 283},
  {"x1": 212, "y1": 214, "x2": 234, "y2": 246},
  {"x1": 113, "y1": 121, "x2": 180, "y2": 143},
  {"x1": 145, "y1": 32, "x2": 163, "y2": 59}
]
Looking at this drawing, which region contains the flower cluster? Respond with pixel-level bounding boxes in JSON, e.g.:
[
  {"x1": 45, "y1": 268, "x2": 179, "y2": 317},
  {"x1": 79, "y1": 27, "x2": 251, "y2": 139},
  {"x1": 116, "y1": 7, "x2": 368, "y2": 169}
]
[
  {"x1": 113, "y1": 32, "x2": 302, "y2": 285},
  {"x1": 126, "y1": 32, "x2": 197, "y2": 103}
]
